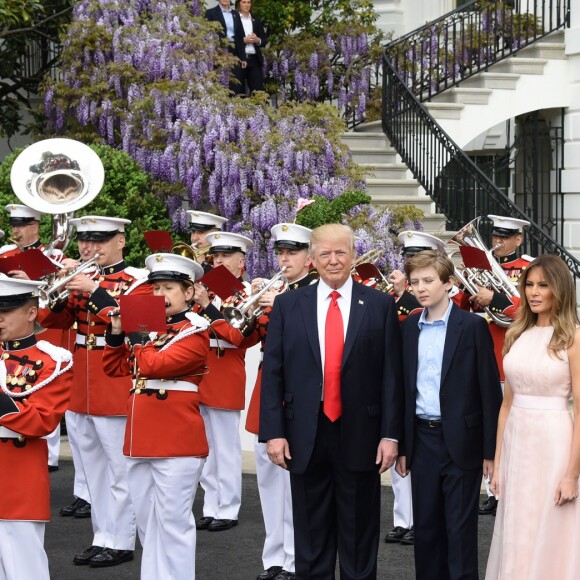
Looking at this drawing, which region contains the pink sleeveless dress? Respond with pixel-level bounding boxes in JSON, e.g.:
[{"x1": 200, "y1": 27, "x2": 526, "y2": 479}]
[{"x1": 486, "y1": 325, "x2": 578, "y2": 579}]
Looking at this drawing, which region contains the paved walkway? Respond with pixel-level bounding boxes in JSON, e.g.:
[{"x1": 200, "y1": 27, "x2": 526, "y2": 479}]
[{"x1": 45, "y1": 460, "x2": 496, "y2": 579}]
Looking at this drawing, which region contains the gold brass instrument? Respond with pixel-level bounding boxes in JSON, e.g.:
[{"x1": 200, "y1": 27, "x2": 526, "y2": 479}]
[
  {"x1": 224, "y1": 267, "x2": 288, "y2": 329},
  {"x1": 448, "y1": 217, "x2": 519, "y2": 328},
  {"x1": 352, "y1": 248, "x2": 383, "y2": 269},
  {"x1": 9, "y1": 138, "x2": 104, "y2": 257},
  {"x1": 39, "y1": 253, "x2": 101, "y2": 308},
  {"x1": 171, "y1": 241, "x2": 211, "y2": 261}
]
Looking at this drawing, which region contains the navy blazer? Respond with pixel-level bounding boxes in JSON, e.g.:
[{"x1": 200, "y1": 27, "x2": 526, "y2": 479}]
[
  {"x1": 259, "y1": 280, "x2": 404, "y2": 474},
  {"x1": 400, "y1": 304, "x2": 502, "y2": 470},
  {"x1": 205, "y1": 5, "x2": 246, "y2": 61}
]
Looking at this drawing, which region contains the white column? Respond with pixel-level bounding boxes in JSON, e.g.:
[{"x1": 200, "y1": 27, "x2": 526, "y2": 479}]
[{"x1": 561, "y1": 0, "x2": 580, "y2": 260}]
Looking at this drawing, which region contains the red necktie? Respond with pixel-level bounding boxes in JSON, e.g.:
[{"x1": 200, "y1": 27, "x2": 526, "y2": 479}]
[{"x1": 323, "y1": 290, "x2": 344, "y2": 422}]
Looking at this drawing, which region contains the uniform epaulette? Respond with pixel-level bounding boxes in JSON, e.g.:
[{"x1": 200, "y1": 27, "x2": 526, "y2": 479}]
[
  {"x1": 36, "y1": 340, "x2": 73, "y2": 364},
  {"x1": 0, "y1": 244, "x2": 17, "y2": 256},
  {"x1": 521, "y1": 254, "x2": 534, "y2": 263},
  {"x1": 124, "y1": 266, "x2": 149, "y2": 279}
]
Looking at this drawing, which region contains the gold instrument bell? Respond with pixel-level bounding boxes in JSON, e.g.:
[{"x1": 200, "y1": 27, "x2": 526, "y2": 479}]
[{"x1": 171, "y1": 241, "x2": 211, "y2": 261}]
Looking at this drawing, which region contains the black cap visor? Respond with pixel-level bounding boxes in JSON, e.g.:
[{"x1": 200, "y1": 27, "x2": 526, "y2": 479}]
[
  {"x1": 76, "y1": 230, "x2": 121, "y2": 242},
  {"x1": 147, "y1": 270, "x2": 193, "y2": 284},
  {"x1": 0, "y1": 293, "x2": 37, "y2": 311},
  {"x1": 274, "y1": 241, "x2": 309, "y2": 250},
  {"x1": 208, "y1": 245, "x2": 244, "y2": 254}
]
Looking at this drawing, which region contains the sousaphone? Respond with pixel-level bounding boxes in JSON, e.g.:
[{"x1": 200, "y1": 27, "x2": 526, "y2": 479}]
[{"x1": 10, "y1": 138, "x2": 104, "y2": 255}]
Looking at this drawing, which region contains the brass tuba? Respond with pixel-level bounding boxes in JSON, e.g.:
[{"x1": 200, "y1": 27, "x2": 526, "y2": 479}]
[
  {"x1": 448, "y1": 217, "x2": 519, "y2": 327},
  {"x1": 9, "y1": 138, "x2": 104, "y2": 256}
]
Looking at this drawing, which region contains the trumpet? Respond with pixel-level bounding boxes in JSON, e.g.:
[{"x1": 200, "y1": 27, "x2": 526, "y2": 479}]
[
  {"x1": 40, "y1": 254, "x2": 100, "y2": 308},
  {"x1": 224, "y1": 267, "x2": 288, "y2": 329}
]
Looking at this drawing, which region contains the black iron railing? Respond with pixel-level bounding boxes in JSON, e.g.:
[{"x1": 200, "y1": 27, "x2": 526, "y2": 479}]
[
  {"x1": 382, "y1": 0, "x2": 580, "y2": 279},
  {"x1": 388, "y1": 0, "x2": 569, "y2": 102}
]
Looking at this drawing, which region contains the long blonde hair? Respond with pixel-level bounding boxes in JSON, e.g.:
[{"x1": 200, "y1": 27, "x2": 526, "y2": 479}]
[{"x1": 503, "y1": 254, "x2": 578, "y2": 358}]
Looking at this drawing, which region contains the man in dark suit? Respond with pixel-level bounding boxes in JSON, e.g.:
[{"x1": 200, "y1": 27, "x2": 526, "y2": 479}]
[
  {"x1": 395, "y1": 250, "x2": 502, "y2": 580},
  {"x1": 260, "y1": 224, "x2": 404, "y2": 580},
  {"x1": 205, "y1": 0, "x2": 247, "y2": 95}
]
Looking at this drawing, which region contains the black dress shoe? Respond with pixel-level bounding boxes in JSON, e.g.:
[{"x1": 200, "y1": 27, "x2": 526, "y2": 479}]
[
  {"x1": 479, "y1": 496, "x2": 498, "y2": 516},
  {"x1": 400, "y1": 528, "x2": 414, "y2": 545},
  {"x1": 196, "y1": 516, "x2": 214, "y2": 530},
  {"x1": 256, "y1": 566, "x2": 282, "y2": 580},
  {"x1": 48, "y1": 465, "x2": 59, "y2": 472},
  {"x1": 208, "y1": 518, "x2": 238, "y2": 531},
  {"x1": 60, "y1": 497, "x2": 83, "y2": 517},
  {"x1": 73, "y1": 499, "x2": 91, "y2": 519},
  {"x1": 384, "y1": 526, "x2": 408, "y2": 543},
  {"x1": 73, "y1": 545, "x2": 104, "y2": 565},
  {"x1": 274, "y1": 572, "x2": 296, "y2": 580},
  {"x1": 89, "y1": 548, "x2": 134, "y2": 568}
]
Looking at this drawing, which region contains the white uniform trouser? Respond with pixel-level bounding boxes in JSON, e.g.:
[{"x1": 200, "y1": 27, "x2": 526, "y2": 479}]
[
  {"x1": 390, "y1": 465, "x2": 414, "y2": 529},
  {"x1": 65, "y1": 410, "x2": 90, "y2": 502},
  {"x1": 255, "y1": 438, "x2": 295, "y2": 572},
  {"x1": 199, "y1": 406, "x2": 242, "y2": 520},
  {"x1": 0, "y1": 521, "x2": 48, "y2": 580},
  {"x1": 127, "y1": 456, "x2": 205, "y2": 580},
  {"x1": 77, "y1": 414, "x2": 136, "y2": 549},
  {"x1": 46, "y1": 424, "x2": 60, "y2": 468}
]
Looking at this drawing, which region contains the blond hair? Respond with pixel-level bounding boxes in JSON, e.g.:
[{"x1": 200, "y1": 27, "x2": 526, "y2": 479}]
[
  {"x1": 503, "y1": 254, "x2": 578, "y2": 358},
  {"x1": 309, "y1": 224, "x2": 355, "y2": 255}
]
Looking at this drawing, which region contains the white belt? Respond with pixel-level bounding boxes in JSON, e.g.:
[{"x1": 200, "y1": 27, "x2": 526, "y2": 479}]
[
  {"x1": 76, "y1": 334, "x2": 106, "y2": 347},
  {"x1": 133, "y1": 379, "x2": 198, "y2": 393},
  {"x1": 209, "y1": 338, "x2": 236, "y2": 349},
  {"x1": 0, "y1": 426, "x2": 20, "y2": 438},
  {"x1": 512, "y1": 394, "x2": 569, "y2": 411}
]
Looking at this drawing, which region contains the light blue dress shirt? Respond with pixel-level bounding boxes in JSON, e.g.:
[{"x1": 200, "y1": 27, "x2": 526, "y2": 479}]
[
  {"x1": 220, "y1": 6, "x2": 235, "y2": 41},
  {"x1": 415, "y1": 300, "x2": 453, "y2": 419}
]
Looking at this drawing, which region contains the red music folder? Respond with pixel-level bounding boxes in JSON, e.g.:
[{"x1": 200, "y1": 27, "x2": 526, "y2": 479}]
[
  {"x1": 0, "y1": 249, "x2": 60, "y2": 280},
  {"x1": 144, "y1": 230, "x2": 174, "y2": 252},
  {"x1": 200, "y1": 265, "x2": 245, "y2": 300},
  {"x1": 355, "y1": 262, "x2": 383, "y2": 281},
  {"x1": 459, "y1": 246, "x2": 492, "y2": 271},
  {"x1": 119, "y1": 295, "x2": 167, "y2": 333}
]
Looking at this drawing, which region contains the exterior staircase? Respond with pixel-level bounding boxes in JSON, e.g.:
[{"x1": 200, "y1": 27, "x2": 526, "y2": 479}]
[
  {"x1": 340, "y1": 130, "x2": 449, "y2": 237},
  {"x1": 340, "y1": 30, "x2": 568, "y2": 241}
]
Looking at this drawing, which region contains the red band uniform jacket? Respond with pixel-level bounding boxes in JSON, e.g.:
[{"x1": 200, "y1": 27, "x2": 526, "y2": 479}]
[
  {"x1": 38, "y1": 261, "x2": 150, "y2": 416},
  {"x1": 102, "y1": 311, "x2": 210, "y2": 458},
  {"x1": 0, "y1": 335, "x2": 73, "y2": 520},
  {"x1": 195, "y1": 288, "x2": 260, "y2": 411}
]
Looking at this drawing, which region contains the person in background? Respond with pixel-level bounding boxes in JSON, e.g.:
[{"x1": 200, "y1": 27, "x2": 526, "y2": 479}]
[
  {"x1": 193, "y1": 231, "x2": 256, "y2": 532},
  {"x1": 0, "y1": 277, "x2": 73, "y2": 580},
  {"x1": 237, "y1": 0, "x2": 267, "y2": 94},
  {"x1": 205, "y1": 0, "x2": 247, "y2": 95},
  {"x1": 247, "y1": 223, "x2": 316, "y2": 580},
  {"x1": 185, "y1": 210, "x2": 227, "y2": 274},
  {"x1": 467, "y1": 215, "x2": 532, "y2": 517}
]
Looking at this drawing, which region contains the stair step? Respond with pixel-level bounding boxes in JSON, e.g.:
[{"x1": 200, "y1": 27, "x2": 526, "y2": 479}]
[
  {"x1": 353, "y1": 120, "x2": 383, "y2": 133},
  {"x1": 518, "y1": 41, "x2": 567, "y2": 60},
  {"x1": 424, "y1": 102, "x2": 464, "y2": 120},
  {"x1": 350, "y1": 148, "x2": 398, "y2": 164},
  {"x1": 461, "y1": 72, "x2": 521, "y2": 89},
  {"x1": 370, "y1": 193, "x2": 435, "y2": 211},
  {"x1": 341, "y1": 132, "x2": 390, "y2": 149},
  {"x1": 493, "y1": 56, "x2": 547, "y2": 75},
  {"x1": 366, "y1": 178, "x2": 420, "y2": 196},
  {"x1": 361, "y1": 163, "x2": 409, "y2": 179},
  {"x1": 434, "y1": 87, "x2": 492, "y2": 105}
]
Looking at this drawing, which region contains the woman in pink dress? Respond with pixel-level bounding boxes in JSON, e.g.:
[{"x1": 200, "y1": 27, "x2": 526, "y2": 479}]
[{"x1": 486, "y1": 254, "x2": 580, "y2": 579}]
